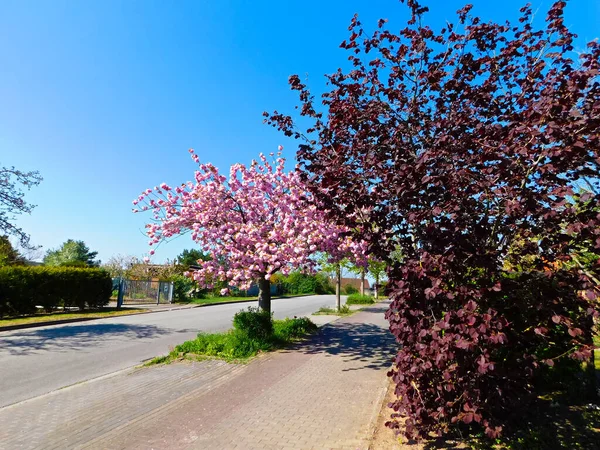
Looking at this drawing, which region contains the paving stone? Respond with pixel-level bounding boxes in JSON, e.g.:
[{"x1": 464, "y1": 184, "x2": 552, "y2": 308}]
[{"x1": 0, "y1": 302, "x2": 394, "y2": 450}]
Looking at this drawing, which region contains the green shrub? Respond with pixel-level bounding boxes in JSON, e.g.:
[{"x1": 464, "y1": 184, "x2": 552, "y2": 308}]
[
  {"x1": 172, "y1": 274, "x2": 198, "y2": 302},
  {"x1": 346, "y1": 293, "x2": 375, "y2": 304},
  {"x1": 273, "y1": 317, "x2": 318, "y2": 341},
  {"x1": 0, "y1": 266, "x2": 111, "y2": 317},
  {"x1": 232, "y1": 307, "x2": 273, "y2": 340},
  {"x1": 344, "y1": 285, "x2": 359, "y2": 295}
]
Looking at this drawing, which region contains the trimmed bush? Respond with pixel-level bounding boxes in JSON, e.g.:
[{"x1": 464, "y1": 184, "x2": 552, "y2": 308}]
[
  {"x1": 0, "y1": 266, "x2": 112, "y2": 317},
  {"x1": 346, "y1": 293, "x2": 375, "y2": 305},
  {"x1": 232, "y1": 307, "x2": 273, "y2": 340}
]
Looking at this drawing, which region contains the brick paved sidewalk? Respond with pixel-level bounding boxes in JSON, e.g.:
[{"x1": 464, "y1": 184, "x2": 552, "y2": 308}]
[{"x1": 0, "y1": 302, "x2": 395, "y2": 450}]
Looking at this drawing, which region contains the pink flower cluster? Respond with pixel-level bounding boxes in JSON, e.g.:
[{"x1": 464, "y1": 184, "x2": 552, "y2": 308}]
[{"x1": 134, "y1": 149, "x2": 366, "y2": 289}]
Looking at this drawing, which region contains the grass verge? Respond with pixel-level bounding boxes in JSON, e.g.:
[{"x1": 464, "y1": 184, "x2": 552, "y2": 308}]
[
  {"x1": 0, "y1": 307, "x2": 148, "y2": 327},
  {"x1": 313, "y1": 305, "x2": 354, "y2": 316},
  {"x1": 148, "y1": 316, "x2": 318, "y2": 364}
]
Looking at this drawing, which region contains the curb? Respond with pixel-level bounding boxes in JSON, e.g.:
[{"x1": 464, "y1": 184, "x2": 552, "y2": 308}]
[
  {"x1": 366, "y1": 377, "x2": 394, "y2": 450},
  {"x1": 0, "y1": 295, "x2": 305, "y2": 333}
]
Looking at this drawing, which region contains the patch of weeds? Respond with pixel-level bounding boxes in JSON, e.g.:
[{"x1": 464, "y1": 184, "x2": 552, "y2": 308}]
[
  {"x1": 313, "y1": 305, "x2": 353, "y2": 316},
  {"x1": 272, "y1": 316, "x2": 318, "y2": 342},
  {"x1": 145, "y1": 355, "x2": 171, "y2": 366}
]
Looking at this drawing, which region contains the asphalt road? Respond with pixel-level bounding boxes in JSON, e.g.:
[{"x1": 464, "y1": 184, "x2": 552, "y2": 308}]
[{"x1": 0, "y1": 295, "x2": 343, "y2": 408}]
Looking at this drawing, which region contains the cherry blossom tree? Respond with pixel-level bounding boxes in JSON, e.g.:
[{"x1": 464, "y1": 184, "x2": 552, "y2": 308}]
[{"x1": 134, "y1": 149, "x2": 365, "y2": 313}]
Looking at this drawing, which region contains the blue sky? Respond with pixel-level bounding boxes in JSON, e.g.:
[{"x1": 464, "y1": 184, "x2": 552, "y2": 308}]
[{"x1": 1, "y1": 0, "x2": 598, "y2": 264}]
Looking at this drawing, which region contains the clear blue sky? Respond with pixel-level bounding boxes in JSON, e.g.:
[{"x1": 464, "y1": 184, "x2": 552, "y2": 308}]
[{"x1": 1, "y1": 0, "x2": 598, "y2": 264}]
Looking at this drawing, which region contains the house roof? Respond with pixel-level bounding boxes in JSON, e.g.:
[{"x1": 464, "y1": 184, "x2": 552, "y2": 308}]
[{"x1": 335, "y1": 277, "x2": 370, "y2": 290}]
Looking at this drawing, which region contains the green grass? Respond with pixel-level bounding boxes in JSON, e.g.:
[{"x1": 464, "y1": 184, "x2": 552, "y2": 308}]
[
  {"x1": 346, "y1": 293, "x2": 375, "y2": 305},
  {"x1": 313, "y1": 305, "x2": 353, "y2": 316},
  {"x1": 0, "y1": 307, "x2": 148, "y2": 327},
  {"x1": 184, "y1": 293, "x2": 320, "y2": 306},
  {"x1": 149, "y1": 316, "x2": 318, "y2": 364}
]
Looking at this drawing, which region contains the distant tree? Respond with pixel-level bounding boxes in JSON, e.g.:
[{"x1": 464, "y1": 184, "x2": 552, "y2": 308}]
[
  {"x1": 317, "y1": 251, "x2": 368, "y2": 309},
  {"x1": 176, "y1": 249, "x2": 210, "y2": 269},
  {"x1": 44, "y1": 239, "x2": 100, "y2": 267},
  {"x1": 126, "y1": 260, "x2": 180, "y2": 280},
  {"x1": 367, "y1": 259, "x2": 387, "y2": 299},
  {"x1": 0, "y1": 166, "x2": 42, "y2": 248},
  {"x1": 103, "y1": 254, "x2": 140, "y2": 278},
  {"x1": 0, "y1": 236, "x2": 25, "y2": 266},
  {"x1": 316, "y1": 253, "x2": 344, "y2": 309}
]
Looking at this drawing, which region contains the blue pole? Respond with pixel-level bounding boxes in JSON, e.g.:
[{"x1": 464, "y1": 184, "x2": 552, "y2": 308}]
[{"x1": 117, "y1": 278, "x2": 124, "y2": 309}]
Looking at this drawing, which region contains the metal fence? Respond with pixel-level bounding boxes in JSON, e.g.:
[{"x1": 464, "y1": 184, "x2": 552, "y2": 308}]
[{"x1": 112, "y1": 278, "x2": 174, "y2": 305}]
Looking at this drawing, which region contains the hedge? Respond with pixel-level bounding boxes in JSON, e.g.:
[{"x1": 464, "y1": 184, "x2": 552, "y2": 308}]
[{"x1": 0, "y1": 266, "x2": 112, "y2": 317}]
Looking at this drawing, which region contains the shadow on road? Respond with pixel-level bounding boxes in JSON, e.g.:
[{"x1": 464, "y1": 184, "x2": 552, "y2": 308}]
[
  {"x1": 0, "y1": 323, "x2": 177, "y2": 356},
  {"x1": 286, "y1": 301, "x2": 397, "y2": 372}
]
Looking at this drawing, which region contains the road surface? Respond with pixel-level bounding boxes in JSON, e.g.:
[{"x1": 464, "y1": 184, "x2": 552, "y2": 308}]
[{"x1": 0, "y1": 295, "x2": 342, "y2": 408}]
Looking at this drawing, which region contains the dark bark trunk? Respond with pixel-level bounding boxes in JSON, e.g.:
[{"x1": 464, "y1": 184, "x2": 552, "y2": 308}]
[
  {"x1": 258, "y1": 276, "x2": 272, "y2": 314},
  {"x1": 335, "y1": 264, "x2": 341, "y2": 311},
  {"x1": 586, "y1": 315, "x2": 598, "y2": 400}
]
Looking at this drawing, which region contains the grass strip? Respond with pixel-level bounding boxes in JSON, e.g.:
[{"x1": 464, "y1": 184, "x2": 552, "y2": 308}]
[
  {"x1": 312, "y1": 305, "x2": 354, "y2": 316},
  {"x1": 148, "y1": 316, "x2": 318, "y2": 364},
  {"x1": 0, "y1": 307, "x2": 148, "y2": 327}
]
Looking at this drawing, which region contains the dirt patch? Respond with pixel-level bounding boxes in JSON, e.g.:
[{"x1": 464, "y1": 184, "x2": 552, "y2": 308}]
[
  {"x1": 369, "y1": 380, "x2": 467, "y2": 450},
  {"x1": 369, "y1": 380, "x2": 405, "y2": 449}
]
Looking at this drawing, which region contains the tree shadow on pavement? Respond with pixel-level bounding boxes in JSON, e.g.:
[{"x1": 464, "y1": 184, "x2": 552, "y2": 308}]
[
  {"x1": 287, "y1": 300, "x2": 397, "y2": 371},
  {"x1": 1, "y1": 323, "x2": 177, "y2": 356}
]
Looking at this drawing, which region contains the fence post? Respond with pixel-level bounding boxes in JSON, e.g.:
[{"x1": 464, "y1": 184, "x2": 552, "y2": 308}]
[
  {"x1": 117, "y1": 278, "x2": 124, "y2": 309},
  {"x1": 156, "y1": 282, "x2": 161, "y2": 305},
  {"x1": 168, "y1": 282, "x2": 174, "y2": 304}
]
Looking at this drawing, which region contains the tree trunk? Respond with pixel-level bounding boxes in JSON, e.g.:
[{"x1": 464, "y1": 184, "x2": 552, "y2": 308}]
[
  {"x1": 258, "y1": 276, "x2": 272, "y2": 314},
  {"x1": 335, "y1": 264, "x2": 341, "y2": 311},
  {"x1": 374, "y1": 274, "x2": 379, "y2": 300},
  {"x1": 360, "y1": 269, "x2": 366, "y2": 296},
  {"x1": 586, "y1": 316, "x2": 598, "y2": 401}
]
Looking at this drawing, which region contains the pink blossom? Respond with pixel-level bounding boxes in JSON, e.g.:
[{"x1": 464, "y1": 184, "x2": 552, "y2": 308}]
[{"x1": 134, "y1": 150, "x2": 366, "y2": 290}]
